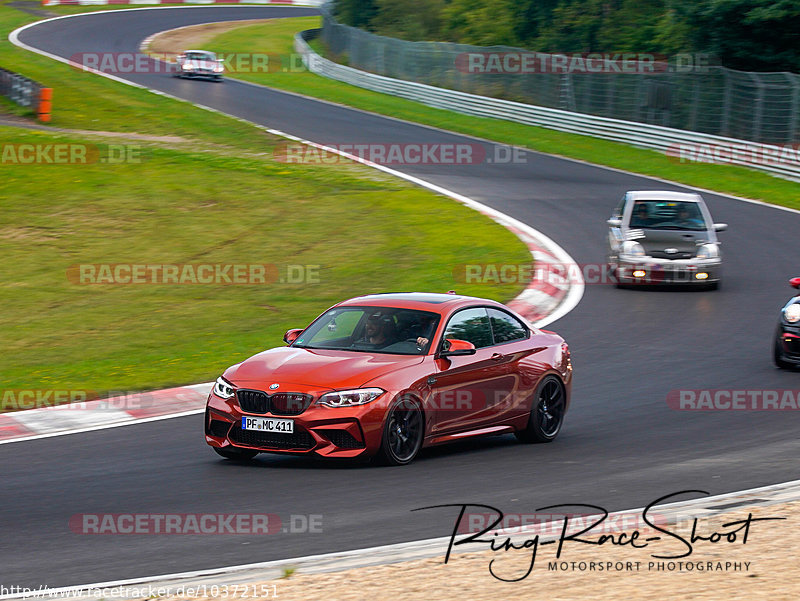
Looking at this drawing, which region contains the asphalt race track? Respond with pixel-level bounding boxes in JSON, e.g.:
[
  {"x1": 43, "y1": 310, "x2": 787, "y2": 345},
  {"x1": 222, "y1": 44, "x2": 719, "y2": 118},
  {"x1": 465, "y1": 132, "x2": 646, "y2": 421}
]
[{"x1": 5, "y1": 6, "x2": 800, "y2": 588}]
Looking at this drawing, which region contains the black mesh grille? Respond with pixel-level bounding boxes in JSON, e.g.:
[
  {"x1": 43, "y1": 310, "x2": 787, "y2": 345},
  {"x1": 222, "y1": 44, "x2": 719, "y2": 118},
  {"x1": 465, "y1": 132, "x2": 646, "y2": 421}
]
[
  {"x1": 270, "y1": 393, "x2": 313, "y2": 415},
  {"x1": 648, "y1": 251, "x2": 694, "y2": 260},
  {"x1": 209, "y1": 419, "x2": 231, "y2": 437},
  {"x1": 320, "y1": 429, "x2": 365, "y2": 449},
  {"x1": 237, "y1": 389, "x2": 270, "y2": 414},
  {"x1": 228, "y1": 425, "x2": 315, "y2": 450}
]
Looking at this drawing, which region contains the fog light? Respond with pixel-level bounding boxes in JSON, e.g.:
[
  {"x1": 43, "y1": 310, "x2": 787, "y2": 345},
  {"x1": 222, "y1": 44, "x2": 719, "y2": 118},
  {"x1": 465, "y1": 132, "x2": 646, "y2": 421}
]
[
  {"x1": 632, "y1": 270, "x2": 646, "y2": 278},
  {"x1": 695, "y1": 272, "x2": 709, "y2": 280}
]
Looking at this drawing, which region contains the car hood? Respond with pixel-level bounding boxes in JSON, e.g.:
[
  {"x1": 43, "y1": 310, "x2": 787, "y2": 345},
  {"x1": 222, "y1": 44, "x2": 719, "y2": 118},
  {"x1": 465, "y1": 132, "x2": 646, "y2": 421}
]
[
  {"x1": 224, "y1": 347, "x2": 425, "y2": 391},
  {"x1": 634, "y1": 229, "x2": 713, "y2": 256}
]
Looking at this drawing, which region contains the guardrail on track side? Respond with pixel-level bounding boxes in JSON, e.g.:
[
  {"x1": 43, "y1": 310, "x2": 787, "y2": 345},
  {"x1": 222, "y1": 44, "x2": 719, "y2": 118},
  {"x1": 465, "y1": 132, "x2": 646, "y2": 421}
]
[{"x1": 295, "y1": 29, "x2": 800, "y2": 183}]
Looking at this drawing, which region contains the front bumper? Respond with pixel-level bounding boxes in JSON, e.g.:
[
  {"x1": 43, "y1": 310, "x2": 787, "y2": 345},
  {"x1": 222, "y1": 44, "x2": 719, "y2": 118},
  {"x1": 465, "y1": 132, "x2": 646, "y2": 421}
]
[
  {"x1": 181, "y1": 69, "x2": 222, "y2": 78},
  {"x1": 205, "y1": 390, "x2": 390, "y2": 459},
  {"x1": 775, "y1": 323, "x2": 800, "y2": 366},
  {"x1": 615, "y1": 256, "x2": 721, "y2": 285}
]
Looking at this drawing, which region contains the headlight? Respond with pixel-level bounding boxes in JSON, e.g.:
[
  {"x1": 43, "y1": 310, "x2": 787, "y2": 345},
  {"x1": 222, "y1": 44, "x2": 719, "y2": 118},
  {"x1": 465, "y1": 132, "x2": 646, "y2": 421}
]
[
  {"x1": 214, "y1": 64, "x2": 224, "y2": 73},
  {"x1": 213, "y1": 376, "x2": 236, "y2": 399},
  {"x1": 696, "y1": 243, "x2": 719, "y2": 259},
  {"x1": 182, "y1": 63, "x2": 192, "y2": 70},
  {"x1": 318, "y1": 388, "x2": 385, "y2": 408},
  {"x1": 785, "y1": 303, "x2": 800, "y2": 323},
  {"x1": 621, "y1": 241, "x2": 646, "y2": 258}
]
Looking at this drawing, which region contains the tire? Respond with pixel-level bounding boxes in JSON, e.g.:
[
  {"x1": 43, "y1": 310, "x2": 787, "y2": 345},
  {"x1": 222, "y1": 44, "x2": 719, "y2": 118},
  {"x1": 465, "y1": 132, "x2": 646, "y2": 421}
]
[
  {"x1": 213, "y1": 446, "x2": 258, "y2": 461},
  {"x1": 377, "y1": 397, "x2": 424, "y2": 466},
  {"x1": 516, "y1": 375, "x2": 566, "y2": 443},
  {"x1": 774, "y1": 336, "x2": 792, "y2": 369}
]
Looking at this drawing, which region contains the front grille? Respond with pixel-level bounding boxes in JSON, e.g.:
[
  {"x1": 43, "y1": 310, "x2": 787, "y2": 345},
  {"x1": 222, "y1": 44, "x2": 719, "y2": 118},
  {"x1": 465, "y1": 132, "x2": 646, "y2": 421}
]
[
  {"x1": 228, "y1": 425, "x2": 315, "y2": 450},
  {"x1": 649, "y1": 251, "x2": 694, "y2": 260},
  {"x1": 236, "y1": 389, "x2": 313, "y2": 415},
  {"x1": 320, "y1": 429, "x2": 365, "y2": 449},
  {"x1": 237, "y1": 389, "x2": 270, "y2": 413},
  {"x1": 209, "y1": 419, "x2": 231, "y2": 437},
  {"x1": 270, "y1": 393, "x2": 313, "y2": 416}
]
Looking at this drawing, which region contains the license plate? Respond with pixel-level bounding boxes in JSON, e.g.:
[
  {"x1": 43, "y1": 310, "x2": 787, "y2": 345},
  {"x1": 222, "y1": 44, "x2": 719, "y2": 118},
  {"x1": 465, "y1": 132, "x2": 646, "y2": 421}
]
[{"x1": 242, "y1": 416, "x2": 294, "y2": 434}]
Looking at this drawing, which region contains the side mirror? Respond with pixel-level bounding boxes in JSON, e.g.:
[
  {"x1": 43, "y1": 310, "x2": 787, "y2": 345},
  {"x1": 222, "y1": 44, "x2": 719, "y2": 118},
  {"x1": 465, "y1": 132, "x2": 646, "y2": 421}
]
[
  {"x1": 438, "y1": 338, "x2": 477, "y2": 358},
  {"x1": 607, "y1": 218, "x2": 622, "y2": 227},
  {"x1": 713, "y1": 223, "x2": 728, "y2": 232},
  {"x1": 284, "y1": 328, "x2": 303, "y2": 344},
  {"x1": 789, "y1": 278, "x2": 800, "y2": 289}
]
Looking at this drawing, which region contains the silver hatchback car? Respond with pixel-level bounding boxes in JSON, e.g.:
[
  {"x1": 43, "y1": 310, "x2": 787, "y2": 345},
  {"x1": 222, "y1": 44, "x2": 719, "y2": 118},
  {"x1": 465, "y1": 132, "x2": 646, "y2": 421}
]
[{"x1": 607, "y1": 191, "x2": 727, "y2": 288}]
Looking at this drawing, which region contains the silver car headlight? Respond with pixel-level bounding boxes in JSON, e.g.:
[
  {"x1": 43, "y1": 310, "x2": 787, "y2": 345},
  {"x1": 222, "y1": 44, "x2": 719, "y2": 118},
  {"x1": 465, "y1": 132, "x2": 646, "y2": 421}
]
[
  {"x1": 621, "y1": 241, "x2": 646, "y2": 258},
  {"x1": 182, "y1": 63, "x2": 193, "y2": 70},
  {"x1": 785, "y1": 303, "x2": 800, "y2": 323},
  {"x1": 213, "y1": 376, "x2": 236, "y2": 399},
  {"x1": 318, "y1": 388, "x2": 385, "y2": 408},
  {"x1": 696, "y1": 243, "x2": 719, "y2": 259}
]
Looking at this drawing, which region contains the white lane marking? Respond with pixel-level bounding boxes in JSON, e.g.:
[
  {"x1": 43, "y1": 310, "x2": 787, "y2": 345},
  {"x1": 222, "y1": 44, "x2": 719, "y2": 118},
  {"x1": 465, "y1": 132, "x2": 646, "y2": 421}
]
[
  {"x1": 0, "y1": 382, "x2": 212, "y2": 445},
  {"x1": 12, "y1": 406, "x2": 132, "y2": 430},
  {"x1": 0, "y1": 410, "x2": 204, "y2": 446}
]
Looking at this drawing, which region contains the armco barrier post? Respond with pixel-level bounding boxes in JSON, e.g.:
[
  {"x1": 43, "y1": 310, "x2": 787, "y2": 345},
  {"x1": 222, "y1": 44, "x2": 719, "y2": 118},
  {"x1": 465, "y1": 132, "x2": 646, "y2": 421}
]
[{"x1": 38, "y1": 88, "x2": 52, "y2": 122}]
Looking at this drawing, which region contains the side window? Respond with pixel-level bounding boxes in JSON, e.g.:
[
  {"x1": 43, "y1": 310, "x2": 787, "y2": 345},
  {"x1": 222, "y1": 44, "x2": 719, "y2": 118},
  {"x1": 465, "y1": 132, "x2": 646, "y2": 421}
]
[
  {"x1": 443, "y1": 308, "x2": 493, "y2": 349},
  {"x1": 487, "y1": 309, "x2": 528, "y2": 343},
  {"x1": 613, "y1": 194, "x2": 627, "y2": 219}
]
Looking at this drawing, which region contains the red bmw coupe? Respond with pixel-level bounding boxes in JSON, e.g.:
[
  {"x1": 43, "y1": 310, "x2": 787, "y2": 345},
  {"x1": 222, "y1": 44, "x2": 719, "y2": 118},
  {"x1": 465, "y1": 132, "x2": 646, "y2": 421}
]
[{"x1": 205, "y1": 293, "x2": 572, "y2": 465}]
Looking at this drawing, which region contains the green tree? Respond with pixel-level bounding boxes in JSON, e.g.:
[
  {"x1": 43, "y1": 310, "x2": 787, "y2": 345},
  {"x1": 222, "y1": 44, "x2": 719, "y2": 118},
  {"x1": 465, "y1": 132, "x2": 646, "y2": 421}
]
[
  {"x1": 370, "y1": 0, "x2": 447, "y2": 41},
  {"x1": 679, "y1": 0, "x2": 800, "y2": 71},
  {"x1": 334, "y1": 0, "x2": 379, "y2": 29},
  {"x1": 441, "y1": 0, "x2": 518, "y2": 46}
]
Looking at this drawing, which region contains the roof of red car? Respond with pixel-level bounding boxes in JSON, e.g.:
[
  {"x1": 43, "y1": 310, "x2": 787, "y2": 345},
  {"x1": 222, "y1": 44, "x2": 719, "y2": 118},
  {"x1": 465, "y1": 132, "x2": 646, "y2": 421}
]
[{"x1": 337, "y1": 292, "x2": 500, "y2": 312}]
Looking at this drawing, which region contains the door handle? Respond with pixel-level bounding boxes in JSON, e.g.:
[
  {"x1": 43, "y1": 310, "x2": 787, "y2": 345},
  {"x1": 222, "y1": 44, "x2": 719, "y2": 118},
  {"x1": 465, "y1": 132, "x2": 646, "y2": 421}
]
[{"x1": 491, "y1": 353, "x2": 504, "y2": 361}]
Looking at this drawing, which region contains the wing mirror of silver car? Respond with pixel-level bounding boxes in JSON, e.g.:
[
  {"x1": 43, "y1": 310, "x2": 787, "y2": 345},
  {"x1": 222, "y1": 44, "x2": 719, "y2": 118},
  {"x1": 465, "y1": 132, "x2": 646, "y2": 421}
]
[
  {"x1": 713, "y1": 223, "x2": 728, "y2": 232},
  {"x1": 607, "y1": 218, "x2": 622, "y2": 227}
]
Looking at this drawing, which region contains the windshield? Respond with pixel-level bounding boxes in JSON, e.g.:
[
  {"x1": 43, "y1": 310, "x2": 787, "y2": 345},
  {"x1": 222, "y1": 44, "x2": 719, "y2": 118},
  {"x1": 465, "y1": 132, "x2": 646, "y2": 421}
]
[
  {"x1": 185, "y1": 52, "x2": 216, "y2": 61},
  {"x1": 629, "y1": 200, "x2": 708, "y2": 231},
  {"x1": 293, "y1": 306, "x2": 441, "y2": 356}
]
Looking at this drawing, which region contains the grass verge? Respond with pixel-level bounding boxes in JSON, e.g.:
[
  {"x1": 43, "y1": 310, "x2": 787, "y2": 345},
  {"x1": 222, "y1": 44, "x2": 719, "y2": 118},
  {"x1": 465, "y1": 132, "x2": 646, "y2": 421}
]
[{"x1": 0, "y1": 5, "x2": 530, "y2": 399}]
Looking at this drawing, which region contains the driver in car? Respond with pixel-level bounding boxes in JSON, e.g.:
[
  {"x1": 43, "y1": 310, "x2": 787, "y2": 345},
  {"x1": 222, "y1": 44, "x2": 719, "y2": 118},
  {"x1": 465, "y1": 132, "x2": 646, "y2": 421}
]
[
  {"x1": 674, "y1": 205, "x2": 704, "y2": 229},
  {"x1": 630, "y1": 203, "x2": 655, "y2": 227}
]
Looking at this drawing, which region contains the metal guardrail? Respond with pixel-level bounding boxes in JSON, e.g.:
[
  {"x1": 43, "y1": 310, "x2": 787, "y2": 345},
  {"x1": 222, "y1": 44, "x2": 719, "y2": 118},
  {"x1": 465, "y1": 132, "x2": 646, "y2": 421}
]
[
  {"x1": 319, "y1": 3, "x2": 800, "y2": 147},
  {"x1": 295, "y1": 30, "x2": 800, "y2": 182},
  {"x1": 0, "y1": 67, "x2": 42, "y2": 109}
]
